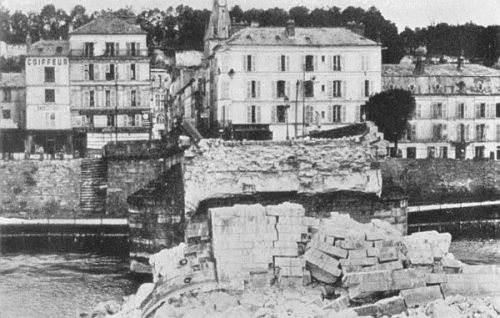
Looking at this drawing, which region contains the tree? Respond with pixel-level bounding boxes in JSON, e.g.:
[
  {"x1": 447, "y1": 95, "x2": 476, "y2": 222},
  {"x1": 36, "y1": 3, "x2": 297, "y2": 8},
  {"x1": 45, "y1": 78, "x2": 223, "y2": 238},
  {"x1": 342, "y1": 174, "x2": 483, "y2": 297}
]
[{"x1": 364, "y1": 89, "x2": 416, "y2": 154}]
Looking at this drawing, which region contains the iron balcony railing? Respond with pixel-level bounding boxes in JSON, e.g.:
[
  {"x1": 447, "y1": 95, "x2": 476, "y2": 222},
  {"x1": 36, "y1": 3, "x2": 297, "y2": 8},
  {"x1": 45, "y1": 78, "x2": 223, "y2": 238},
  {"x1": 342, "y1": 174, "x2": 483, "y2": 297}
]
[{"x1": 69, "y1": 49, "x2": 149, "y2": 58}]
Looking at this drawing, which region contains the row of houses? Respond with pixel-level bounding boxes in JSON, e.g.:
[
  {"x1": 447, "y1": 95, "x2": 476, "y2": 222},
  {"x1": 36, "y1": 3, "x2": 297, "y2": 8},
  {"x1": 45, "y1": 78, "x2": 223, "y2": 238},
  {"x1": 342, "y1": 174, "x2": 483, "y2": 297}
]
[{"x1": 1, "y1": 0, "x2": 500, "y2": 159}]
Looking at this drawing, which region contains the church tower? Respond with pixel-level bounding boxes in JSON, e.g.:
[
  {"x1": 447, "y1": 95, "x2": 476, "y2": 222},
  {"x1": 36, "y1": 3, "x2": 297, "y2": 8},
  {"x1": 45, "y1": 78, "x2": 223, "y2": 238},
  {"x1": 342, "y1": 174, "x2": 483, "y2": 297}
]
[{"x1": 204, "y1": 0, "x2": 231, "y2": 56}]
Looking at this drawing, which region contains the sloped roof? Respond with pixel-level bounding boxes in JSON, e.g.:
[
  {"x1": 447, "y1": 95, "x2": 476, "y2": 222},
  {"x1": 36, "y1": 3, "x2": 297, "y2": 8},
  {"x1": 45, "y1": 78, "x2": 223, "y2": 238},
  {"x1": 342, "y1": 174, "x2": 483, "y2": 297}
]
[
  {"x1": 71, "y1": 14, "x2": 146, "y2": 35},
  {"x1": 0, "y1": 73, "x2": 25, "y2": 87},
  {"x1": 383, "y1": 63, "x2": 500, "y2": 77},
  {"x1": 225, "y1": 27, "x2": 378, "y2": 47},
  {"x1": 28, "y1": 40, "x2": 69, "y2": 56}
]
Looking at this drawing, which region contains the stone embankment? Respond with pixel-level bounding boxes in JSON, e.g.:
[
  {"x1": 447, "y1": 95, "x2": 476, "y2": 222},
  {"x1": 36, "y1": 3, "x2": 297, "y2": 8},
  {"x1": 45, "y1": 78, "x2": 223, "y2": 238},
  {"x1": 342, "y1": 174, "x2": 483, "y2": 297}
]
[{"x1": 103, "y1": 203, "x2": 500, "y2": 318}]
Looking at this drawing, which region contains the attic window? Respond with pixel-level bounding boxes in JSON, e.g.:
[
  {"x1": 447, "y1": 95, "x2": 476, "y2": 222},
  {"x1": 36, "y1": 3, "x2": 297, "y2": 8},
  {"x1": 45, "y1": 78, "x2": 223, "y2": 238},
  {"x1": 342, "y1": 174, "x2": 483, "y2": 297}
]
[
  {"x1": 56, "y1": 46, "x2": 63, "y2": 53},
  {"x1": 275, "y1": 35, "x2": 281, "y2": 41},
  {"x1": 246, "y1": 35, "x2": 252, "y2": 40},
  {"x1": 38, "y1": 48, "x2": 43, "y2": 52}
]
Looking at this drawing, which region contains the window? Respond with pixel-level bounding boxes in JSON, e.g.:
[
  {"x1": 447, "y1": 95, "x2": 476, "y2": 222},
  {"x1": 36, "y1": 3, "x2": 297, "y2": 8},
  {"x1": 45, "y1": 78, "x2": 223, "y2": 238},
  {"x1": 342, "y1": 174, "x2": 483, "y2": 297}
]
[
  {"x1": 128, "y1": 42, "x2": 139, "y2": 56},
  {"x1": 331, "y1": 105, "x2": 342, "y2": 123},
  {"x1": 276, "y1": 105, "x2": 288, "y2": 123},
  {"x1": 360, "y1": 105, "x2": 366, "y2": 122},
  {"x1": 280, "y1": 55, "x2": 287, "y2": 72},
  {"x1": 88, "y1": 64, "x2": 94, "y2": 80},
  {"x1": 432, "y1": 103, "x2": 443, "y2": 119},
  {"x1": 89, "y1": 90, "x2": 95, "y2": 107},
  {"x1": 457, "y1": 124, "x2": 466, "y2": 142},
  {"x1": 305, "y1": 105, "x2": 314, "y2": 123},
  {"x1": 432, "y1": 124, "x2": 446, "y2": 141},
  {"x1": 364, "y1": 80, "x2": 370, "y2": 97},
  {"x1": 406, "y1": 124, "x2": 416, "y2": 141},
  {"x1": 476, "y1": 124, "x2": 486, "y2": 141},
  {"x1": 105, "y1": 90, "x2": 111, "y2": 107},
  {"x1": 105, "y1": 42, "x2": 115, "y2": 56},
  {"x1": 407, "y1": 147, "x2": 416, "y2": 159},
  {"x1": 457, "y1": 103, "x2": 465, "y2": 119},
  {"x1": 106, "y1": 64, "x2": 115, "y2": 81},
  {"x1": 416, "y1": 104, "x2": 422, "y2": 119},
  {"x1": 304, "y1": 80, "x2": 314, "y2": 97},
  {"x1": 321, "y1": 85, "x2": 325, "y2": 92},
  {"x1": 496, "y1": 103, "x2": 500, "y2": 118},
  {"x1": 439, "y1": 147, "x2": 448, "y2": 159},
  {"x1": 475, "y1": 146, "x2": 485, "y2": 159},
  {"x1": 321, "y1": 56, "x2": 325, "y2": 62},
  {"x1": 45, "y1": 89, "x2": 55, "y2": 103},
  {"x1": 332, "y1": 80, "x2": 342, "y2": 97},
  {"x1": 3, "y1": 88, "x2": 11, "y2": 102},
  {"x1": 247, "y1": 105, "x2": 261, "y2": 123},
  {"x1": 305, "y1": 55, "x2": 314, "y2": 71},
  {"x1": 476, "y1": 103, "x2": 486, "y2": 118},
  {"x1": 221, "y1": 81, "x2": 230, "y2": 99},
  {"x1": 2, "y1": 109, "x2": 11, "y2": 119},
  {"x1": 130, "y1": 64, "x2": 136, "y2": 80},
  {"x1": 497, "y1": 124, "x2": 500, "y2": 142},
  {"x1": 44, "y1": 67, "x2": 55, "y2": 82},
  {"x1": 84, "y1": 42, "x2": 94, "y2": 56},
  {"x1": 245, "y1": 55, "x2": 254, "y2": 72},
  {"x1": 277, "y1": 80, "x2": 286, "y2": 98},
  {"x1": 333, "y1": 55, "x2": 341, "y2": 71},
  {"x1": 107, "y1": 114, "x2": 114, "y2": 127},
  {"x1": 251, "y1": 81, "x2": 257, "y2": 98},
  {"x1": 427, "y1": 147, "x2": 436, "y2": 159},
  {"x1": 131, "y1": 90, "x2": 137, "y2": 107}
]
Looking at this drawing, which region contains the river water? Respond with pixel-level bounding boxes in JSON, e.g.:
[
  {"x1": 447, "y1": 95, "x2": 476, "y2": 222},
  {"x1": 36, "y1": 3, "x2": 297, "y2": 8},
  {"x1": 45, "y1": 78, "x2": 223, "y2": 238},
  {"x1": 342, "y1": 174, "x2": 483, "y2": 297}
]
[{"x1": 0, "y1": 239, "x2": 499, "y2": 318}]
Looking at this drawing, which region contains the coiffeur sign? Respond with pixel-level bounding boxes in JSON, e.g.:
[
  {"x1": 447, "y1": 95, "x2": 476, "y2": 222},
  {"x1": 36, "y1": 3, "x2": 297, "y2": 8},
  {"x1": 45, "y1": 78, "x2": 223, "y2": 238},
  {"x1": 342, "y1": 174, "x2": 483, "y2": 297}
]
[{"x1": 26, "y1": 58, "x2": 68, "y2": 66}]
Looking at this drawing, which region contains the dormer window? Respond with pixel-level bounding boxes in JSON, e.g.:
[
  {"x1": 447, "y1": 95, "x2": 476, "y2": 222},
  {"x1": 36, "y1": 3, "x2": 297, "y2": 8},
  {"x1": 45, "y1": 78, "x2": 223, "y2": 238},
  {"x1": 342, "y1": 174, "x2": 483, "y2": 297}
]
[{"x1": 56, "y1": 46, "x2": 63, "y2": 53}]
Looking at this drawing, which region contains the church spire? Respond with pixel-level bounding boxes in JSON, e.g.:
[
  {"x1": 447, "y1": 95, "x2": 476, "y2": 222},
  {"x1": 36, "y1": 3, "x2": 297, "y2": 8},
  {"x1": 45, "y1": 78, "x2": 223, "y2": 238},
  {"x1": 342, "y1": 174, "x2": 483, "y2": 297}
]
[{"x1": 204, "y1": 0, "x2": 231, "y2": 55}]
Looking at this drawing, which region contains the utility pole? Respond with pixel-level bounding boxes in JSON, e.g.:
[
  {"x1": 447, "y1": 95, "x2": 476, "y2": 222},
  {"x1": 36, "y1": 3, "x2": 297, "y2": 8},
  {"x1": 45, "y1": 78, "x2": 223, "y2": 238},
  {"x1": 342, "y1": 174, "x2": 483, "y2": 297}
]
[
  {"x1": 295, "y1": 80, "x2": 299, "y2": 138},
  {"x1": 115, "y1": 67, "x2": 118, "y2": 143}
]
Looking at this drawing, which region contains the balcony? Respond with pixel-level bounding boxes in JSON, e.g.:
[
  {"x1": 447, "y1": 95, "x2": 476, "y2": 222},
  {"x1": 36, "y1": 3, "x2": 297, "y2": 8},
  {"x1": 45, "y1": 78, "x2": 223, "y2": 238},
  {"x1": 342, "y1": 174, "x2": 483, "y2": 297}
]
[{"x1": 69, "y1": 49, "x2": 149, "y2": 58}]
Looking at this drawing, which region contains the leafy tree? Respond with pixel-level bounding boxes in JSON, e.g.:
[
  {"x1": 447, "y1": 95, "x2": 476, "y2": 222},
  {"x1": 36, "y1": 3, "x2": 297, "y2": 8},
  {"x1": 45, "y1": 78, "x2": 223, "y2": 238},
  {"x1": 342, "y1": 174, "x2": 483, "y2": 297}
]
[
  {"x1": 364, "y1": 89, "x2": 416, "y2": 153},
  {"x1": 289, "y1": 6, "x2": 310, "y2": 26},
  {"x1": 229, "y1": 5, "x2": 244, "y2": 23}
]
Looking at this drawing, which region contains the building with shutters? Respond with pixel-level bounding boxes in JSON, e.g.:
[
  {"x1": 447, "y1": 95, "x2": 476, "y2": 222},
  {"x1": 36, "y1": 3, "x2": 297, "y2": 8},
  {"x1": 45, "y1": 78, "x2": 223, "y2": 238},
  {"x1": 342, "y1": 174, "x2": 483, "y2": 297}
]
[
  {"x1": 25, "y1": 40, "x2": 72, "y2": 156},
  {"x1": 383, "y1": 58, "x2": 500, "y2": 159},
  {"x1": 205, "y1": 1, "x2": 381, "y2": 140},
  {"x1": 0, "y1": 72, "x2": 26, "y2": 154},
  {"x1": 68, "y1": 14, "x2": 151, "y2": 156}
]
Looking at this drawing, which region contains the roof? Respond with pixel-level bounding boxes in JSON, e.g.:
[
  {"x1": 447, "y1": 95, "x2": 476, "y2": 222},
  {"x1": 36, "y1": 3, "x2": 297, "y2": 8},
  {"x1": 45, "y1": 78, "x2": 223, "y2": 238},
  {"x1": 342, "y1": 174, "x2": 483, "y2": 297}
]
[
  {"x1": 0, "y1": 72, "x2": 25, "y2": 87},
  {"x1": 383, "y1": 63, "x2": 500, "y2": 77},
  {"x1": 71, "y1": 14, "x2": 146, "y2": 35},
  {"x1": 225, "y1": 27, "x2": 378, "y2": 47},
  {"x1": 28, "y1": 40, "x2": 69, "y2": 56}
]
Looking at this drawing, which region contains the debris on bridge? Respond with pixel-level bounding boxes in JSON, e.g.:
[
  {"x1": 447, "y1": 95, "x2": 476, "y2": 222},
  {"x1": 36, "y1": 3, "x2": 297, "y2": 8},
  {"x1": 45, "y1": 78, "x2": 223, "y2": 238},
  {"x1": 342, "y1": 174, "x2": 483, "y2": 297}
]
[{"x1": 109, "y1": 203, "x2": 500, "y2": 318}]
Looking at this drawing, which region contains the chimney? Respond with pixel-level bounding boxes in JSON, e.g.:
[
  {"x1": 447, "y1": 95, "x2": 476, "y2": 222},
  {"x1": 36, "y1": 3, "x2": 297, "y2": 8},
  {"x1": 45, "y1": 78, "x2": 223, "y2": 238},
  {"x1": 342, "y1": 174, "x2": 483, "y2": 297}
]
[
  {"x1": 346, "y1": 21, "x2": 365, "y2": 37},
  {"x1": 413, "y1": 46, "x2": 427, "y2": 75},
  {"x1": 457, "y1": 49, "x2": 464, "y2": 71},
  {"x1": 68, "y1": 23, "x2": 73, "y2": 34},
  {"x1": 26, "y1": 33, "x2": 31, "y2": 52},
  {"x1": 286, "y1": 19, "x2": 295, "y2": 38}
]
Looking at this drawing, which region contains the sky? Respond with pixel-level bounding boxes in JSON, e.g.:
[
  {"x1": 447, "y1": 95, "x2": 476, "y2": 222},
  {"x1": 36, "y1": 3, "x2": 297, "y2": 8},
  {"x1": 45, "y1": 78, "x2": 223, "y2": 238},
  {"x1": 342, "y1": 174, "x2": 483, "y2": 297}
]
[{"x1": 1, "y1": 0, "x2": 499, "y2": 32}]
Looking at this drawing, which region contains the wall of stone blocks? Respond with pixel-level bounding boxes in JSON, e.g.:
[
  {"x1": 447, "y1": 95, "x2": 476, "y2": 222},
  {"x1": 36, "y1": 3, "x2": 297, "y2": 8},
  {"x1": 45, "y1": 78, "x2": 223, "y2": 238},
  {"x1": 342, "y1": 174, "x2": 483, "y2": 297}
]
[
  {"x1": 106, "y1": 158, "x2": 167, "y2": 217},
  {"x1": 382, "y1": 158, "x2": 500, "y2": 205},
  {"x1": 0, "y1": 159, "x2": 81, "y2": 218},
  {"x1": 184, "y1": 138, "x2": 382, "y2": 217}
]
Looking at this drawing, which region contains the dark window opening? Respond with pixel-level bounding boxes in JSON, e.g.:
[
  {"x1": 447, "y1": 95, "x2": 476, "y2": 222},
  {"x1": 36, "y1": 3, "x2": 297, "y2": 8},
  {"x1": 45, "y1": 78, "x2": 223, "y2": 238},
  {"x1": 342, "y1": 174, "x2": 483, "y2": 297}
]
[
  {"x1": 364, "y1": 80, "x2": 370, "y2": 97},
  {"x1": 131, "y1": 90, "x2": 137, "y2": 107},
  {"x1": 280, "y1": 55, "x2": 286, "y2": 71},
  {"x1": 3, "y1": 88, "x2": 12, "y2": 102},
  {"x1": 45, "y1": 89, "x2": 55, "y2": 103},
  {"x1": 130, "y1": 64, "x2": 136, "y2": 80},
  {"x1": 105, "y1": 43, "x2": 115, "y2": 56},
  {"x1": 88, "y1": 64, "x2": 94, "y2": 81},
  {"x1": 106, "y1": 64, "x2": 115, "y2": 81},
  {"x1": 45, "y1": 67, "x2": 55, "y2": 82},
  {"x1": 277, "y1": 80, "x2": 285, "y2": 98},
  {"x1": 2, "y1": 109, "x2": 11, "y2": 119},
  {"x1": 407, "y1": 147, "x2": 416, "y2": 159},
  {"x1": 496, "y1": 103, "x2": 500, "y2": 118},
  {"x1": 251, "y1": 105, "x2": 256, "y2": 123},
  {"x1": 277, "y1": 105, "x2": 287, "y2": 123},
  {"x1": 84, "y1": 42, "x2": 94, "y2": 56},
  {"x1": 304, "y1": 80, "x2": 314, "y2": 97},
  {"x1": 107, "y1": 115, "x2": 114, "y2": 127},
  {"x1": 305, "y1": 55, "x2": 314, "y2": 71},
  {"x1": 251, "y1": 81, "x2": 257, "y2": 98}
]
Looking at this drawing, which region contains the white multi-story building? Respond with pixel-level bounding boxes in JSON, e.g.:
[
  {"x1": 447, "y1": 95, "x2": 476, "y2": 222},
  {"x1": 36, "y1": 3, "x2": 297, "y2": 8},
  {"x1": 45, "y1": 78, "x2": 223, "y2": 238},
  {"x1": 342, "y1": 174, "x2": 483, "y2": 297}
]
[
  {"x1": 205, "y1": 1, "x2": 381, "y2": 140},
  {"x1": 0, "y1": 72, "x2": 26, "y2": 153},
  {"x1": 68, "y1": 14, "x2": 151, "y2": 155},
  {"x1": 25, "y1": 40, "x2": 72, "y2": 155},
  {"x1": 150, "y1": 66, "x2": 171, "y2": 139},
  {"x1": 383, "y1": 59, "x2": 500, "y2": 159}
]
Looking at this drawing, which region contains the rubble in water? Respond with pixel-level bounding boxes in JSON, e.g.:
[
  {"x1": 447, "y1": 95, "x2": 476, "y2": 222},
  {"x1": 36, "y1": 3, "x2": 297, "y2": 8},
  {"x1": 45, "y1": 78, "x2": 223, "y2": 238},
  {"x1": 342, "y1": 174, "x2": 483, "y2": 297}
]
[{"x1": 108, "y1": 203, "x2": 500, "y2": 318}]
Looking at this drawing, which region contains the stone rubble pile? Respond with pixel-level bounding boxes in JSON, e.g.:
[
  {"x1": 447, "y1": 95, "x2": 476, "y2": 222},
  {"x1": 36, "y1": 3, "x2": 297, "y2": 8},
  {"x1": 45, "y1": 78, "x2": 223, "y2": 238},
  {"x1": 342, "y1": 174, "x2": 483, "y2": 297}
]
[{"x1": 108, "y1": 203, "x2": 500, "y2": 318}]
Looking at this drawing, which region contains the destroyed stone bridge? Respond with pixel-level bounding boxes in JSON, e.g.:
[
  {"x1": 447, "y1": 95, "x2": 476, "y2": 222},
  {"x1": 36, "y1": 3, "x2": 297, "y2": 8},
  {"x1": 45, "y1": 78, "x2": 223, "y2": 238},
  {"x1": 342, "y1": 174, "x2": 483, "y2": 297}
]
[{"x1": 116, "y1": 131, "x2": 407, "y2": 270}]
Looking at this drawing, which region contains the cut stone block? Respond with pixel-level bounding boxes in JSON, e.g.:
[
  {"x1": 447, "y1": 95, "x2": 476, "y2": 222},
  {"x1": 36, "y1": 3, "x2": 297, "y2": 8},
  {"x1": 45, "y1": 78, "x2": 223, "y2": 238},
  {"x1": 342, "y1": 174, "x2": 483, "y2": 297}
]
[
  {"x1": 336, "y1": 238, "x2": 367, "y2": 250},
  {"x1": 342, "y1": 270, "x2": 392, "y2": 292},
  {"x1": 360, "y1": 260, "x2": 403, "y2": 272},
  {"x1": 340, "y1": 257, "x2": 378, "y2": 267},
  {"x1": 308, "y1": 264, "x2": 339, "y2": 284},
  {"x1": 352, "y1": 304, "x2": 380, "y2": 317},
  {"x1": 425, "y1": 273, "x2": 447, "y2": 285},
  {"x1": 400, "y1": 285, "x2": 443, "y2": 307},
  {"x1": 348, "y1": 249, "x2": 368, "y2": 259},
  {"x1": 378, "y1": 246, "x2": 399, "y2": 263},
  {"x1": 376, "y1": 296, "x2": 407, "y2": 316},
  {"x1": 402, "y1": 231, "x2": 451, "y2": 261},
  {"x1": 461, "y1": 265, "x2": 500, "y2": 275},
  {"x1": 441, "y1": 274, "x2": 500, "y2": 297},
  {"x1": 304, "y1": 248, "x2": 341, "y2": 277},
  {"x1": 367, "y1": 247, "x2": 379, "y2": 257},
  {"x1": 311, "y1": 241, "x2": 348, "y2": 259},
  {"x1": 390, "y1": 269, "x2": 427, "y2": 290}
]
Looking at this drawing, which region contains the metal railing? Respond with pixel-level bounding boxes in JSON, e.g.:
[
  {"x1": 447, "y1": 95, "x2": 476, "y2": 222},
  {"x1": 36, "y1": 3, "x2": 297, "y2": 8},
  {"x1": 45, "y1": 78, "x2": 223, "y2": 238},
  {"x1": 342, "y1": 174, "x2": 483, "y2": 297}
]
[{"x1": 69, "y1": 49, "x2": 149, "y2": 57}]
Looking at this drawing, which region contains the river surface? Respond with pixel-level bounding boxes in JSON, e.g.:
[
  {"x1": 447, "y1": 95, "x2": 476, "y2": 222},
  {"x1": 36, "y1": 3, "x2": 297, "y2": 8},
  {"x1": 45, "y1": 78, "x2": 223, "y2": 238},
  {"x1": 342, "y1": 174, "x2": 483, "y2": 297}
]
[{"x1": 0, "y1": 239, "x2": 499, "y2": 318}]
